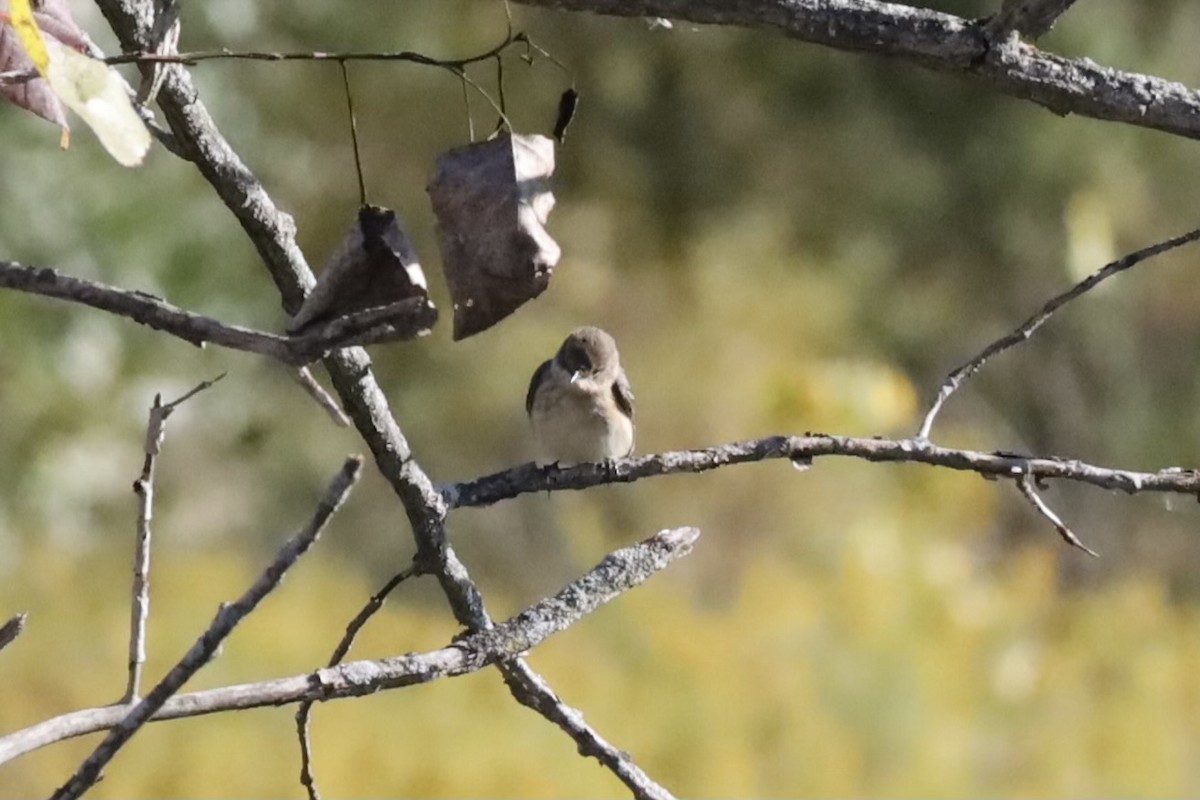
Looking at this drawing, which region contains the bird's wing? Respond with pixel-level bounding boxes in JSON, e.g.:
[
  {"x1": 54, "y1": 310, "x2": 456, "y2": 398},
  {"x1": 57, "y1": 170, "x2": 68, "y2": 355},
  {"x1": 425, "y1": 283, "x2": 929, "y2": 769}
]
[
  {"x1": 613, "y1": 368, "x2": 635, "y2": 422},
  {"x1": 525, "y1": 359, "x2": 553, "y2": 416}
]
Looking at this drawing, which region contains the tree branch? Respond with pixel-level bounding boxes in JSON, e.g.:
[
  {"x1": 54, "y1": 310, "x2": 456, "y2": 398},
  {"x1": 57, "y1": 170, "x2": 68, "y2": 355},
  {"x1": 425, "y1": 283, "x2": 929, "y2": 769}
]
[
  {"x1": 105, "y1": 36, "x2": 523, "y2": 69},
  {"x1": 123, "y1": 376, "x2": 225, "y2": 705},
  {"x1": 1016, "y1": 474, "x2": 1098, "y2": 556},
  {"x1": 917, "y1": 224, "x2": 1200, "y2": 439},
  {"x1": 444, "y1": 435, "x2": 1200, "y2": 509},
  {"x1": 50, "y1": 456, "x2": 363, "y2": 800},
  {"x1": 0, "y1": 527, "x2": 697, "y2": 769},
  {"x1": 0, "y1": 261, "x2": 436, "y2": 365},
  {"x1": 512, "y1": 0, "x2": 1200, "y2": 141},
  {"x1": 94, "y1": 4, "x2": 671, "y2": 796},
  {"x1": 297, "y1": 562, "x2": 421, "y2": 800}
]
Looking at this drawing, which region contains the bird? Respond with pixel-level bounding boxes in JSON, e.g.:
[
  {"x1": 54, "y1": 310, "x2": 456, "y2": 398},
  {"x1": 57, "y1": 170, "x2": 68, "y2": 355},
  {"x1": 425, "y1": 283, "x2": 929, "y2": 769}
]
[{"x1": 526, "y1": 326, "x2": 635, "y2": 466}]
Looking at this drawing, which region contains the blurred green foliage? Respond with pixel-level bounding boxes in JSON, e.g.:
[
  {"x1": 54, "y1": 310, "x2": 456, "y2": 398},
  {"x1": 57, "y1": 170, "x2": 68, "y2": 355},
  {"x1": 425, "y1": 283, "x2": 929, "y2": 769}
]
[{"x1": 4, "y1": 0, "x2": 1200, "y2": 795}]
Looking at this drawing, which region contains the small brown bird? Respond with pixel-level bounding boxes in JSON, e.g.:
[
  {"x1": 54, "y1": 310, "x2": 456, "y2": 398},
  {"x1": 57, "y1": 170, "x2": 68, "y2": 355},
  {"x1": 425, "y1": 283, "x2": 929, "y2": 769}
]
[{"x1": 526, "y1": 326, "x2": 635, "y2": 466}]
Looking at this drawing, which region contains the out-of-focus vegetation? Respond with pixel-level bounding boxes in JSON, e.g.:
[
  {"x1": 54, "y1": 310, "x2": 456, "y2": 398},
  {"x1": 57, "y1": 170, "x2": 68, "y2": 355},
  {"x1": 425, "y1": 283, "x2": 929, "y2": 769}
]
[{"x1": 4, "y1": 0, "x2": 1200, "y2": 795}]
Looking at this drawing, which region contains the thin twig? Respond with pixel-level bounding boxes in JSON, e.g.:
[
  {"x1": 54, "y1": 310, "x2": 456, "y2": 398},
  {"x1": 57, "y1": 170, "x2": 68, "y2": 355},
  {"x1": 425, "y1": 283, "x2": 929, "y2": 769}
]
[
  {"x1": 444, "y1": 433, "x2": 1200, "y2": 509},
  {"x1": 50, "y1": 456, "x2": 363, "y2": 800},
  {"x1": 291, "y1": 368, "x2": 351, "y2": 428},
  {"x1": 917, "y1": 225, "x2": 1200, "y2": 439},
  {"x1": 297, "y1": 563, "x2": 420, "y2": 800},
  {"x1": 338, "y1": 60, "x2": 367, "y2": 207},
  {"x1": 459, "y1": 71, "x2": 475, "y2": 141},
  {"x1": 123, "y1": 376, "x2": 224, "y2": 705},
  {"x1": 0, "y1": 614, "x2": 26, "y2": 654},
  {"x1": 104, "y1": 40, "x2": 515, "y2": 70},
  {"x1": 0, "y1": 261, "x2": 437, "y2": 365},
  {"x1": 163, "y1": 374, "x2": 226, "y2": 410},
  {"x1": 1016, "y1": 474, "x2": 1099, "y2": 556},
  {"x1": 452, "y1": 64, "x2": 512, "y2": 130},
  {"x1": 106, "y1": 40, "x2": 530, "y2": 123},
  {"x1": 3, "y1": 527, "x2": 696, "y2": 769}
]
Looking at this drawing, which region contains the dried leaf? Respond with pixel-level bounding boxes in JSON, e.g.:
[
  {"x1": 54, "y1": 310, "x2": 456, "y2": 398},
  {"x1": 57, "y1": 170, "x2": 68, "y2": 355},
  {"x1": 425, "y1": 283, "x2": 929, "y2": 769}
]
[
  {"x1": 0, "y1": 20, "x2": 64, "y2": 126},
  {"x1": 8, "y1": 0, "x2": 89, "y2": 50},
  {"x1": 428, "y1": 133, "x2": 560, "y2": 340},
  {"x1": 1, "y1": 1, "x2": 148, "y2": 166},
  {"x1": 7, "y1": 0, "x2": 48, "y2": 74},
  {"x1": 43, "y1": 37, "x2": 150, "y2": 166},
  {"x1": 0, "y1": 0, "x2": 73, "y2": 126},
  {"x1": 289, "y1": 205, "x2": 431, "y2": 334}
]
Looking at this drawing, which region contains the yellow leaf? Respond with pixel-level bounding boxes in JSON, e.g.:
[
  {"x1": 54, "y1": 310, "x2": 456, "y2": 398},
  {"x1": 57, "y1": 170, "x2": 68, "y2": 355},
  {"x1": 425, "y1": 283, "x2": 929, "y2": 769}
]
[
  {"x1": 8, "y1": 0, "x2": 49, "y2": 75},
  {"x1": 43, "y1": 38, "x2": 150, "y2": 167}
]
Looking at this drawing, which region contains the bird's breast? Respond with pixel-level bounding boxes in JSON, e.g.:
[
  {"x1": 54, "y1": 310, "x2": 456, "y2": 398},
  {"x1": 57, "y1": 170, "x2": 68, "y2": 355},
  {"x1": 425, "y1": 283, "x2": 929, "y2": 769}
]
[{"x1": 530, "y1": 383, "x2": 633, "y2": 466}]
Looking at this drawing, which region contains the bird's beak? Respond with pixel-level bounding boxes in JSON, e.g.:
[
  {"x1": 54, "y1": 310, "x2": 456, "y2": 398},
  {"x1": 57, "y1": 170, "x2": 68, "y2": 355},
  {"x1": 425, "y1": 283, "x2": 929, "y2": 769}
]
[{"x1": 570, "y1": 370, "x2": 582, "y2": 384}]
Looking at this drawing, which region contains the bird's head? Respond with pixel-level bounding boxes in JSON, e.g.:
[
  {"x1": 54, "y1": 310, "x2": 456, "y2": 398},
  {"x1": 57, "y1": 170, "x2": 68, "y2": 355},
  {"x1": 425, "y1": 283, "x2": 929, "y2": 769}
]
[{"x1": 555, "y1": 326, "x2": 620, "y2": 385}]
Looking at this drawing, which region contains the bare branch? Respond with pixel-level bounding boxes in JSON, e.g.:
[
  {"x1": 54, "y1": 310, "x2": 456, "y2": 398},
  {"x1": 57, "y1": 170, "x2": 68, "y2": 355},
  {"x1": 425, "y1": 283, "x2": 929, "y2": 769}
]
[
  {"x1": 161, "y1": 373, "x2": 227, "y2": 412},
  {"x1": 511, "y1": 0, "x2": 1200, "y2": 142},
  {"x1": 1016, "y1": 474, "x2": 1098, "y2": 556},
  {"x1": 93, "y1": 2, "x2": 673, "y2": 794},
  {"x1": 917, "y1": 225, "x2": 1200, "y2": 439},
  {"x1": 123, "y1": 377, "x2": 224, "y2": 705},
  {"x1": 0, "y1": 614, "x2": 26, "y2": 654},
  {"x1": 105, "y1": 37, "x2": 519, "y2": 70},
  {"x1": 291, "y1": 368, "x2": 352, "y2": 428},
  {"x1": 444, "y1": 435, "x2": 1200, "y2": 509},
  {"x1": 0, "y1": 261, "x2": 437, "y2": 366},
  {"x1": 50, "y1": 456, "x2": 363, "y2": 800},
  {"x1": 497, "y1": 660, "x2": 676, "y2": 800},
  {"x1": 2, "y1": 527, "x2": 697, "y2": 771},
  {"x1": 297, "y1": 563, "x2": 421, "y2": 800}
]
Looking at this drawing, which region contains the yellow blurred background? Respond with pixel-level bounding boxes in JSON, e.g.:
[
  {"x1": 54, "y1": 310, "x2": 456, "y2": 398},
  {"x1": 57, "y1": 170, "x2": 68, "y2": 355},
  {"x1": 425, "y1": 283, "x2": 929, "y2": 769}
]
[{"x1": 5, "y1": 0, "x2": 1200, "y2": 795}]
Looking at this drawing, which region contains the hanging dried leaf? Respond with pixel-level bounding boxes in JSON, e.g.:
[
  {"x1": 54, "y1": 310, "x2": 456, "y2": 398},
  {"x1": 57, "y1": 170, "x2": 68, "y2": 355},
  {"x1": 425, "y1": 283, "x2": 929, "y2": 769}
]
[
  {"x1": 1, "y1": 1, "x2": 149, "y2": 165},
  {"x1": 288, "y1": 205, "x2": 431, "y2": 334},
  {"x1": 428, "y1": 132, "x2": 560, "y2": 340},
  {"x1": 43, "y1": 38, "x2": 150, "y2": 166},
  {"x1": 0, "y1": 22, "x2": 64, "y2": 127},
  {"x1": 0, "y1": 0, "x2": 87, "y2": 128},
  {"x1": 7, "y1": 0, "x2": 49, "y2": 74}
]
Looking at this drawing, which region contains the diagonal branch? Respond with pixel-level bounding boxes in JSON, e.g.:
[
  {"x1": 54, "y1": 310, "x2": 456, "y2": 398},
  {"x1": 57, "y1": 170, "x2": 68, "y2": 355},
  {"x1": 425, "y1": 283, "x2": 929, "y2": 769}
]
[
  {"x1": 512, "y1": 0, "x2": 1200, "y2": 141},
  {"x1": 94, "y1": 3, "x2": 671, "y2": 797},
  {"x1": 0, "y1": 527, "x2": 698, "y2": 768},
  {"x1": 0, "y1": 261, "x2": 436, "y2": 365},
  {"x1": 444, "y1": 435, "x2": 1200, "y2": 509},
  {"x1": 50, "y1": 456, "x2": 363, "y2": 800},
  {"x1": 1016, "y1": 473, "x2": 1098, "y2": 556},
  {"x1": 297, "y1": 562, "x2": 422, "y2": 800},
  {"x1": 916, "y1": 224, "x2": 1200, "y2": 439},
  {"x1": 497, "y1": 660, "x2": 675, "y2": 800}
]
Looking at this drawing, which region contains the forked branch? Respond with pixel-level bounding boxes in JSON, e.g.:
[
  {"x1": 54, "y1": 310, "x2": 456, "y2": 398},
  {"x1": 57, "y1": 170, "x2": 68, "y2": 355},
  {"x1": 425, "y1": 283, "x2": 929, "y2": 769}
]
[
  {"x1": 0, "y1": 527, "x2": 697, "y2": 772},
  {"x1": 50, "y1": 456, "x2": 363, "y2": 800},
  {"x1": 0, "y1": 261, "x2": 436, "y2": 365}
]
